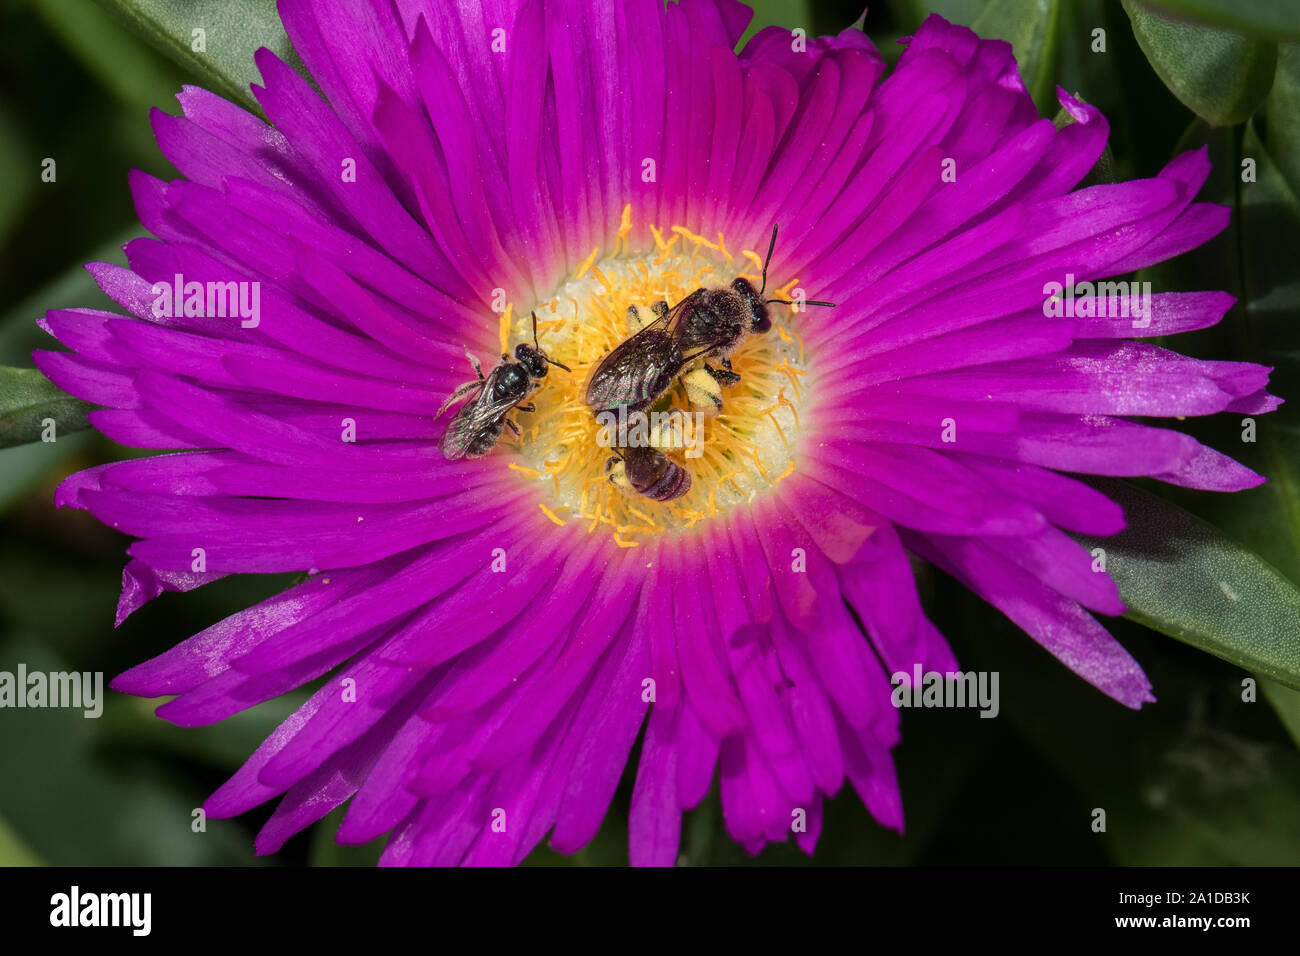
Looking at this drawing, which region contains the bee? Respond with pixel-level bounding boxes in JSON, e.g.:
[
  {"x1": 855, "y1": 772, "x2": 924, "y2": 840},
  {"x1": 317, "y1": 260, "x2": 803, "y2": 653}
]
[
  {"x1": 436, "y1": 311, "x2": 569, "y2": 460},
  {"x1": 605, "y1": 445, "x2": 691, "y2": 501},
  {"x1": 583, "y1": 224, "x2": 834, "y2": 416}
]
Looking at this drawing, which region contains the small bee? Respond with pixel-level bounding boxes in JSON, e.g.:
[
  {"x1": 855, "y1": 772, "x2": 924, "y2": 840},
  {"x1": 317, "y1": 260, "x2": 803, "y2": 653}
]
[
  {"x1": 583, "y1": 224, "x2": 835, "y2": 416},
  {"x1": 436, "y1": 312, "x2": 569, "y2": 460},
  {"x1": 605, "y1": 445, "x2": 691, "y2": 501}
]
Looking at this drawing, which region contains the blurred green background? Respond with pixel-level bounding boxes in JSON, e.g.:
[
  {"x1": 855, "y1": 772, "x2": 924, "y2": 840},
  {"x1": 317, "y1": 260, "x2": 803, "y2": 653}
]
[{"x1": 1, "y1": 0, "x2": 1299, "y2": 866}]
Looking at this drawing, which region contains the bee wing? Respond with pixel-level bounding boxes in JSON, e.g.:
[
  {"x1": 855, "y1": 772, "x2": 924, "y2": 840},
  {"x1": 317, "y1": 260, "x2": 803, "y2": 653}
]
[
  {"x1": 583, "y1": 327, "x2": 681, "y2": 412},
  {"x1": 583, "y1": 293, "x2": 702, "y2": 412},
  {"x1": 660, "y1": 290, "x2": 702, "y2": 335},
  {"x1": 439, "y1": 369, "x2": 526, "y2": 458},
  {"x1": 660, "y1": 290, "x2": 736, "y2": 359}
]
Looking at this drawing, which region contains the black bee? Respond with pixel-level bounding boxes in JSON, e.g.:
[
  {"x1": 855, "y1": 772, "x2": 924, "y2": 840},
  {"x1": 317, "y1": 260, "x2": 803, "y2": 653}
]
[
  {"x1": 583, "y1": 224, "x2": 834, "y2": 416},
  {"x1": 436, "y1": 312, "x2": 569, "y2": 460},
  {"x1": 605, "y1": 445, "x2": 691, "y2": 501}
]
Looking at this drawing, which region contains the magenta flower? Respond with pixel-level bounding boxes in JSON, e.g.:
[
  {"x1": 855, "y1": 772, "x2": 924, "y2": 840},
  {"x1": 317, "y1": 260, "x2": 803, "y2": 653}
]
[{"x1": 35, "y1": 1, "x2": 1275, "y2": 865}]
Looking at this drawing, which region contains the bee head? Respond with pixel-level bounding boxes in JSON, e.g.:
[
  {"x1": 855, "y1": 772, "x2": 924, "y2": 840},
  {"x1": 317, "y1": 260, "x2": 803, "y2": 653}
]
[
  {"x1": 731, "y1": 277, "x2": 771, "y2": 334},
  {"x1": 514, "y1": 343, "x2": 550, "y2": 379}
]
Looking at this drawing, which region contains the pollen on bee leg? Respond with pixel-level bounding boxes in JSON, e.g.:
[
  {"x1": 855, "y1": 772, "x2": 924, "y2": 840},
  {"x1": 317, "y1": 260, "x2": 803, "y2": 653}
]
[
  {"x1": 500, "y1": 207, "x2": 813, "y2": 545},
  {"x1": 683, "y1": 367, "x2": 723, "y2": 414}
]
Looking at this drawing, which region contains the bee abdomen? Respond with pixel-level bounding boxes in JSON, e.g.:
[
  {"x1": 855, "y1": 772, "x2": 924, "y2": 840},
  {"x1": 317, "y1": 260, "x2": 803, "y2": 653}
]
[
  {"x1": 639, "y1": 459, "x2": 691, "y2": 501},
  {"x1": 442, "y1": 416, "x2": 505, "y2": 460},
  {"x1": 465, "y1": 419, "x2": 506, "y2": 458},
  {"x1": 619, "y1": 445, "x2": 691, "y2": 502}
]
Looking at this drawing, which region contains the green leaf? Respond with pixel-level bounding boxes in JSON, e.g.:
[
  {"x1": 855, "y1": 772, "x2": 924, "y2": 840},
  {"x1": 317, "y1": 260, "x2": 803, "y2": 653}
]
[
  {"x1": 1079, "y1": 480, "x2": 1300, "y2": 690},
  {"x1": 100, "y1": 692, "x2": 309, "y2": 771},
  {"x1": 0, "y1": 367, "x2": 91, "y2": 448},
  {"x1": 0, "y1": 636, "x2": 265, "y2": 865},
  {"x1": 0, "y1": 813, "x2": 44, "y2": 867},
  {"x1": 0, "y1": 104, "x2": 36, "y2": 241},
  {"x1": 1141, "y1": 0, "x2": 1300, "y2": 41},
  {"x1": 1262, "y1": 677, "x2": 1300, "y2": 748},
  {"x1": 36, "y1": 0, "x2": 186, "y2": 111},
  {"x1": 1124, "y1": 1, "x2": 1278, "y2": 126},
  {"x1": 738, "y1": 0, "x2": 814, "y2": 48},
  {"x1": 1133, "y1": 118, "x2": 1300, "y2": 742},
  {"x1": 972, "y1": 0, "x2": 1061, "y2": 110},
  {"x1": 955, "y1": 592, "x2": 1300, "y2": 865},
  {"x1": 1234, "y1": 127, "x2": 1300, "y2": 572},
  {"x1": 885, "y1": 1, "x2": 1061, "y2": 111},
  {"x1": 0, "y1": 432, "x2": 93, "y2": 514},
  {"x1": 1135, "y1": 122, "x2": 1300, "y2": 595},
  {"x1": 92, "y1": 0, "x2": 301, "y2": 115},
  {"x1": 890, "y1": 0, "x2": 986, "y2": 31},
  {"x1": 1052, "y1": 94, "x2": 1117, "y2": 184},
  {"x1": 1113, "y1": 743, "x2": 1300, "y2": 865},
  {"x1": 0, "y1": 226, "x2": 139, "y2": 367},
  {"x1": 1266, "y1": 44, "x2": 1300, "y2": 202},
  {"x1": 308, "y1": 805, "x2": 383, "y2": 866}
]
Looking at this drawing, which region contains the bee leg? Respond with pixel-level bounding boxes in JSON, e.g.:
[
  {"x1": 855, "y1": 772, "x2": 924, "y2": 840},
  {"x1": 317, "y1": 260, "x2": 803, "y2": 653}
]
[
  {"x1": 435, "y1": 379, "x2": 485, "y2": 419},
  {"x1": 605, "y1": 455, "x2": 630, "y2": 491},
  {"x1": 652, "y1": 301, "x2": 670, "y2": 320},
  {"x1": 464, "y1": 349, "x2": 485, "y2": 382},
  {"x1": 505, "y1": 418, "x2": 522, "y2": 437},
  {"x1": 684, "y1": 367, "x2": 724, "y2": 415},
  {"x1": 703, "y1": 362, "x2": 741, "y2": 387},
  {"x1": 516, "y1": 403, "x2": 536, "y2": 414}
]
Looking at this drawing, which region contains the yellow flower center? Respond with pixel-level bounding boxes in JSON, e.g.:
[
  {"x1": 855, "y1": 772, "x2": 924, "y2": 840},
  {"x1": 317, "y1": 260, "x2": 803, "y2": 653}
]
[{"x1": 504, "y1": 207, "x2": 810, "y2": 547}]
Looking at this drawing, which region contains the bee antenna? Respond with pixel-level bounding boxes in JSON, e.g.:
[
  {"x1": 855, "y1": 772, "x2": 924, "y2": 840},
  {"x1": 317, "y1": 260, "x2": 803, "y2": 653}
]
[
  {"x1": 759, "y1": 223, "x2": 778, "y2": 296},
  {"x1": 765, "y1": 298, "x2": 837, "y2": 308},
  {"x1": 530, "y1": 310, "x2": 569, "y2": 370}
]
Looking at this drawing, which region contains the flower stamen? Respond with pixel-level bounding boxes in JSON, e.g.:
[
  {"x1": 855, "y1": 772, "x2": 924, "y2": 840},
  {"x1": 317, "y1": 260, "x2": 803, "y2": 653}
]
[
  {"x1": 538, "y1": 503, "x2": 567, "y2": 526},
  {"x1": 504, "y1": 207, "x2": 811, "y2": 545}
]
